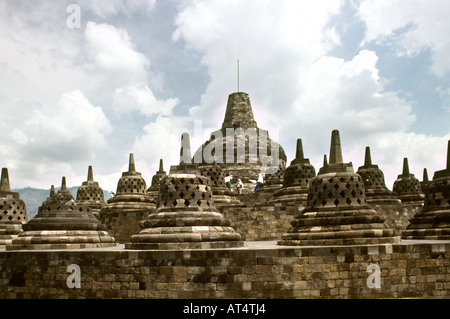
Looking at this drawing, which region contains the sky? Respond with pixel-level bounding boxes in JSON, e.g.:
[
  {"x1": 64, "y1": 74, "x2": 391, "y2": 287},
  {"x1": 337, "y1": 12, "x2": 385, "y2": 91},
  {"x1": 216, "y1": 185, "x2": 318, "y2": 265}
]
[{"x1": 1, "y1": 0, "x2": 449, "y2": 193}]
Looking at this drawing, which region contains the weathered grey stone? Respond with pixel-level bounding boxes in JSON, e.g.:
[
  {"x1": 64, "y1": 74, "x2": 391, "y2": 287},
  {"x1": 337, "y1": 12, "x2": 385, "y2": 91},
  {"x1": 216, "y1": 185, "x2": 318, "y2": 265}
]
[
  {"x1": 0, "y1": 168, "x2": 28, "y2": 248},
  {"x1": 7, "y1": 177, "x2": 116, "y2": 250},
  {"x1": 146, "y1": 159, "x2": 167, "y2": 204},
  {"x1": 126, "y1": 133, "x2": 245, "y2": 250},
  {"x1": 270, "y1": 139, "x2": 316, "y2": 207},
  {"x1": 356, "y1": 146, "x2": 401, "y2": 206},
  {"x1": 76, "y1": 166, "x2": 107, "y2": 219},
  {"x1": 193, "y1": 92, "x2": 287, "y2": 192},
  {"x1": 99, "y1": 154, "x2": 156, "y2": 243},
  {"x1": 393, "y1": 158, "x2": 425, "y2": 206},
  {"x1": 403, "y1": 140, "x2": 450, "y2": 240},
  {"x1": 279, "y1": 130, "x2": 400, "y2": 246}
]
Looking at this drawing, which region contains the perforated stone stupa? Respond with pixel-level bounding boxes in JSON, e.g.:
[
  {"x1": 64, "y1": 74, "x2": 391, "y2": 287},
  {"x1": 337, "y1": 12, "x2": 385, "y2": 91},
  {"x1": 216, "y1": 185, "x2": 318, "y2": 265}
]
[
  {"x1": 198, "y1": 161, "x2": 243, "y2": 208},
  {"x1": 54, "y1": 176, "x2": 75, "y2": 204},
  {"x1": 7, "y1": 177, "x2": 116, "y2": 250},
  {"x1": 193, "y1": 92, "x2": 287, "y2": 191},
  {"x1": 278, "y1": 130, "x2": 400, "y2": 246},
  {"x1": 270, "y1": 139, "x2": 316, "y2": 208},
  {"x1": 99, "y1": 154, "x2": 156, "y2": 243},
  {"x1": 402, "y1": 140, "x2": 450, "y2": 240},
  {"x1": 146, "y1": 159, "x2": 167, "y2": 204},
  {"x1": 126, "y1": 133, "x2": 245, "y2": 250},
  {"x1": 76, "y1": 166, "x2": 106, "y2": 219},
  {"x1": 356, "y1": 147, "x2": 401, "y2": 205},
  {"x1": 393, "y1": 158, "x2": 425, "y2": 206},
  {"x1": 0, "y1": 168, "x2": 28, "y2": 249},
  {"x1": 421, "y1": 168, "x2": 430, "y2": 195}
]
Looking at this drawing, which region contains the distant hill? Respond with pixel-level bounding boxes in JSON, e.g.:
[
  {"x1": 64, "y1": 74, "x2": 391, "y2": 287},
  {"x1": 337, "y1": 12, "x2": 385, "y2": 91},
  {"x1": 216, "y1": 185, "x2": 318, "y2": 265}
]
[{"x1": 12, "y1": 187, "x2": 113, "y2": 220}]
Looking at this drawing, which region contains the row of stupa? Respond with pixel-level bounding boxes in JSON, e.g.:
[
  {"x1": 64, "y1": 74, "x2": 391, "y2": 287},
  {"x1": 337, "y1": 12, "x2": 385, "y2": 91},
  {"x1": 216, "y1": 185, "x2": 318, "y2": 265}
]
[{"x1": 1, "y1": 91, "x2": 449, "y2": 249}]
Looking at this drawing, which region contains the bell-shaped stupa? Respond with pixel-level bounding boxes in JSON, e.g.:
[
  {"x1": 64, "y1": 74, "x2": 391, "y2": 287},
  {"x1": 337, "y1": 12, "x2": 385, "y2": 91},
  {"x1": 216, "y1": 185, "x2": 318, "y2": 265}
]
[
  {"x1": 421, "y1": 168, "x2": 430, "y2": 195},
  {"x1": 402, "y1": 141, "x2": 450, "y2": 240},
  {"x1": 356, "y1": 146, "x2": 401, "y2": 205},
  {"x1": 198, "y1": 161, "x2": 243, "y2": 208},
  {"x1": 393, "y1": 158, "x2": 425, "y2": 205},
  {"x1": 146, "y1": 159, "x2": 167, "y2": 203},
  {"x1": 99, "y1": 153, "x2": 156, "y2": 243},
  {"x1": 7, "y1": 177, "x2": 116, "y2": 250},
  {"x1": 76, "y1": 166, "x2": 106, "y2": 219},
  {"x1": 278, "y1": 130, "x2": 400, "y2": 246},
  {"x1": 193, "y1": 92, "x2": 287, "y2": 190},
  {"x1": 53, "y1": 176, "x2": 75, "y2": 204},
  {"x1": 126, "y1": 133, "x2": 245, "y2": 250},
  {"x1": 0, "y1": 168, "x2": 28, "y2": 248},
  {"x1": 270, "y1": 139, "x2": 316, "y2": 207}
]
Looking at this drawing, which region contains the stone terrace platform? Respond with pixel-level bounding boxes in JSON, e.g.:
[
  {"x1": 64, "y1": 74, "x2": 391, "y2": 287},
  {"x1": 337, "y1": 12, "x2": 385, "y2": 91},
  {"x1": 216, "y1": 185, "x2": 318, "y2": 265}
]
[{"x1": 1, "y1": 240, "x2": 449, "y2": 299}]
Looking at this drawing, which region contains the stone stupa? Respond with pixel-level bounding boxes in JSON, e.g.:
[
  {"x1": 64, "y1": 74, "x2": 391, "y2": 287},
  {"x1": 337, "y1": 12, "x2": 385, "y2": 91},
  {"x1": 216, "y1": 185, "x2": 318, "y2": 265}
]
[
  {"x1": 402, "y1": 140, "x2": 450, "y2": 240},
  {"x1": 99, "y1": 153, "x2": 156, "y2": 243},
  {"x1": 270, "y1": 139, "x2": 316, "y2": 208},
  {"x1": 126, "y1": 133, "x2": 245, "y2": 250},
  {"x1": 421, "y1": 168, "x2": 430, "y2": 195},
  {"x1": 198, "y1": 161, "x2": 243, "y2": 208},
  {"x1": 146, "y1": 159, "x2": 167, "y2": 204},
  {"x1": 0, "y1": 168, "x2": 28, "y2": 249},
  {"x1": 7, "y1": 177, "x2": 116, "y2": 250},
  {"x1": 356, "y1": 146, "x2": 401, "y2": 206},
  {"x1": 393, "y1": 158, "x2": 425, "y2": 206},
  {"x1": 278, "y1": 130, "x2": 400, "y2": 246},
  {"x1": 193, "y1": 92, "x2": 287, "y2": 192},
  {"x1": 76, "y1": 165, "x2": 107, "y2": 219}
]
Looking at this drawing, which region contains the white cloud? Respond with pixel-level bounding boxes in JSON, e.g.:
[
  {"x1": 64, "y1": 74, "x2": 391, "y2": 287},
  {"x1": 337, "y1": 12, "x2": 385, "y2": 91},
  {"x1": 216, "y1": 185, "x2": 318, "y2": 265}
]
[
  {"x1": 112, "y1": 82, "x2": 179, "y2": 116},
  {"x1": 358, "y1": 0, "x2": 450, "y2": 76},
  {"x1": 173, "y1": 0, "x2": 344, "y2": 128},
  {"x1": 83, "y1": 22, "x2": 150, "y2": 82},
  {"x1": 23, "y1": 90, "x2": 112, "y2": 161},
  {"x1": 173, "y1": 0, "x2": 450, "y2": 192}
]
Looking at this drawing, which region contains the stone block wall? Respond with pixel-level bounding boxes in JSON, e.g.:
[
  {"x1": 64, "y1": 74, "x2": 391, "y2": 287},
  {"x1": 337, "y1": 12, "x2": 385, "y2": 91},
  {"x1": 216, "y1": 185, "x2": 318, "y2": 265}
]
[
  {"x1": 219, "y1": 192, "x2": 420, "y2": 241},
  {"x1": 100, "y1": 211, "x2": 147, "y2": 244},
  {"x1": 1, "y1": 241, "x2": 449, "y2": 299}
]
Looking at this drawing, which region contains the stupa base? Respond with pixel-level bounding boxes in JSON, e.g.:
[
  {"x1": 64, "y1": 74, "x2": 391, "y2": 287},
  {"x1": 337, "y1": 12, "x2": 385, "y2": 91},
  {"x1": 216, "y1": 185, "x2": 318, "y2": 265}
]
[
  {"x1": 6, "y1": 230, "x2": 117, "y2": 250},
  {"x1": 402, "y1": 228, "x2": 450, "y2": 240},
  {"x1": 125, "y1": 241, "x2": 246, "y2": 250},
  {"x1": 278, "y1": 236, "x2": 401, "y2": 246},
  {"x1": 279, "y1": 228, "x2": 401, "y2": 246}
]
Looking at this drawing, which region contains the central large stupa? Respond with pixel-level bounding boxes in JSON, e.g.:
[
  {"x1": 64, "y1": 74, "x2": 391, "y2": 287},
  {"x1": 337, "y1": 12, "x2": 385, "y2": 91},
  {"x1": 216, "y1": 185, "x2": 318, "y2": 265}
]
[{"x1": 193, "y1": 92, "x2": 287, "y2": 189}]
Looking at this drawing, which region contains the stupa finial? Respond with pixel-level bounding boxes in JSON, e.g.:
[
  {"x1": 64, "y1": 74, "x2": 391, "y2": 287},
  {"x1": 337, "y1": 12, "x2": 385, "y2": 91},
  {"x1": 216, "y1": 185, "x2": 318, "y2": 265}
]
[
  {"x1": 423, "y1": 168, "x2": 429, "y2": 182},
  {"x1": 0, "y1": 168, "x2": 11, "y2": 192},
  {"x1": 61, "y1": 176, "x2": 67, "y2": 191},
  {"x1": 159, "y1": 159, "x2": 164, "y2": 172},
  {"x1": 87, "y1": 165, "x2": 94, "y2": 182},
  {"x1": 180, "y1": 132, "x2": 192, "y2": 165},
  {"x1": 50, "y1": 185, "x2": 55, "y2": 196},
  {"x1": 402, "y1": 158, "x2": 410, "y2": 176},
  {"x1": 329, "y1": 130, "x2": 343, "y2": 164},
  {"x1": 128, "y1": 153, "x2": 136, "y2": 173},
  {"x1": 296, "y1": 139, "x2": 305, "y2": 161},
  {"x1": 364, "y1": 147, "x2": 372, "y2": 166}
]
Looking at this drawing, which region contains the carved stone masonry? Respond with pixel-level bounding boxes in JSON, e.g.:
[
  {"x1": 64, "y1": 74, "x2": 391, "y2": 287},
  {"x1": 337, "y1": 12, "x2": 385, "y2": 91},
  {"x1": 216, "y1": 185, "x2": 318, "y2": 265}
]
[
  {"x1": 402, "y1": 140, "x2": 450, "y2": 240},
  {"x1": 393, "y1": 158, "x2": 425, "y2": 206},
  {"x1": 279, "y1": 130, "x2": 400, "y2": 246},
  {"x1": 76, "y1": 165, "x2": 107, "y2": 219},
  {"x1": 7, "y1": 177, "x2": 116, "y2": 250},
  {"x1": 126, "y1": 133, "x2": 245, "y2": 250},
  {"x1": 270, "y1": 139, "x2": 316, "y2": 207},
  {"x1": 0, "y1": 168, "x2": 28, "y2": 248}
]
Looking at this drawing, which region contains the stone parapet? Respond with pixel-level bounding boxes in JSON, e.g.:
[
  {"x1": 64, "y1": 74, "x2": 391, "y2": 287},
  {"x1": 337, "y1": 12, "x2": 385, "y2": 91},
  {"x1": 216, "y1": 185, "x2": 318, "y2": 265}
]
[{"x1": 1, "y1": 240, "x2": 450, "y2": 299}]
